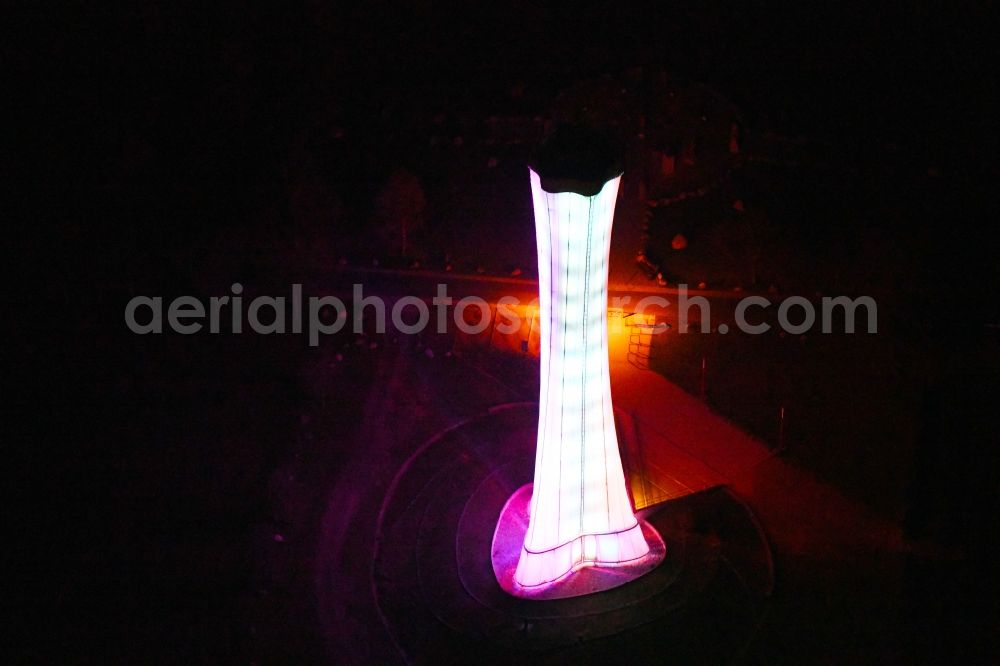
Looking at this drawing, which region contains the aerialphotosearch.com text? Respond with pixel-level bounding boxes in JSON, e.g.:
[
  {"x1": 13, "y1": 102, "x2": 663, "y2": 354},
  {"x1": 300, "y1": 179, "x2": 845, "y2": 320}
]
[{"x1": 124, "y1": 283, "x2": 878, "y2": 346}]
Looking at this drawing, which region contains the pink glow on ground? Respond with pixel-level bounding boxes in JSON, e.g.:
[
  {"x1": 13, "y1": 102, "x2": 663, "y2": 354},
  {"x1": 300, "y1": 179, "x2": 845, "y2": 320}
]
[{"x1": 493, "y1": 484, "x2": 666, "y2": 599}]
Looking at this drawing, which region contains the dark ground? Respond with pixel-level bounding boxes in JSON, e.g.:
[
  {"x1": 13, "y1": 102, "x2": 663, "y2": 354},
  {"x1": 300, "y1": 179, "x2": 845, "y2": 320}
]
[{"x1": 8, "y1": 1, "x2": 999, "y2": 662}]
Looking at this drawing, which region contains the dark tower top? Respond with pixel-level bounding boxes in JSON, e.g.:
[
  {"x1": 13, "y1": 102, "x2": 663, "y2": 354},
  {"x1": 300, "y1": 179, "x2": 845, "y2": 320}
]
[{"x1": 528, "y1": 124, "x2": 623, "y2": 197}]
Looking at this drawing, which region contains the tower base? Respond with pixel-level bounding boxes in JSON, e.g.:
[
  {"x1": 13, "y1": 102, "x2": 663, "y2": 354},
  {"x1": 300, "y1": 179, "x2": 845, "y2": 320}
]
[{"x1": 492, "y1": 484, "x2": 665, "y2": 600}]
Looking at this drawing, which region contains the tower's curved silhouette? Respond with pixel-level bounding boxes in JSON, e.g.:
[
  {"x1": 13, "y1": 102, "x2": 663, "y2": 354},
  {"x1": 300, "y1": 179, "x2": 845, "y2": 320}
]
[{"x1": 515, "y1": 127, "x2": 651, "y2": 587}]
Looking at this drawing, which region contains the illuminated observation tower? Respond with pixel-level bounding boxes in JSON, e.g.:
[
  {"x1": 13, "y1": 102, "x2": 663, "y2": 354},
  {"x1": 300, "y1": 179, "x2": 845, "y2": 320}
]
[{"x1": 499, "y1": 126, "x2": 663, "y2": 592}]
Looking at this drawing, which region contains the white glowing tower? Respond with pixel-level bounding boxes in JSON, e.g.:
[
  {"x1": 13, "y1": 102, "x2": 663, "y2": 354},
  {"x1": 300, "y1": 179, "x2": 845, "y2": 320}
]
[{"x1": 514, "y1": 131, "x2": 650, "y2": 588}]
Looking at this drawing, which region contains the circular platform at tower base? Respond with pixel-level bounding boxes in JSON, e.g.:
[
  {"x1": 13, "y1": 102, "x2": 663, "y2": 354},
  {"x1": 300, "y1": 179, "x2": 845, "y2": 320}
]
[
  {"x1": 370, "y1": 403, "x2": 773, "y2": 661},
  {"x1": 490, "y1": 483, "x2": 666, "y2": 600}
]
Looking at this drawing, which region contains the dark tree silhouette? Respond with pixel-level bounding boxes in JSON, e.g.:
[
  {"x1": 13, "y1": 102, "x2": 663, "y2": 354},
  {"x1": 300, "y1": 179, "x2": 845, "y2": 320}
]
[{"x1": 374, "y1": 169, "x2": 426, "y2": 257}]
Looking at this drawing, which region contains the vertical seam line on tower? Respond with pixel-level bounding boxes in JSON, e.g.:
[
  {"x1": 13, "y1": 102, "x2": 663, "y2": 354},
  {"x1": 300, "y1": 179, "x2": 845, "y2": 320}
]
[{"x1": 581, "y1": 196, "x2": 594, "y2": 534}]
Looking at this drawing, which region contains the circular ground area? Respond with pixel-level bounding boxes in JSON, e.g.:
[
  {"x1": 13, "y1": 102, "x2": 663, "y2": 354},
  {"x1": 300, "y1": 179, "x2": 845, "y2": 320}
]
[{"x1": 372, "y1": 403, "x2": 773, "y2": 662}]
